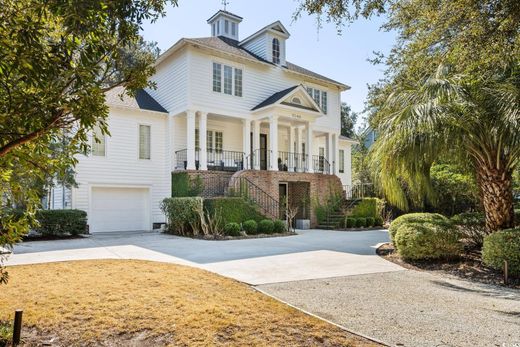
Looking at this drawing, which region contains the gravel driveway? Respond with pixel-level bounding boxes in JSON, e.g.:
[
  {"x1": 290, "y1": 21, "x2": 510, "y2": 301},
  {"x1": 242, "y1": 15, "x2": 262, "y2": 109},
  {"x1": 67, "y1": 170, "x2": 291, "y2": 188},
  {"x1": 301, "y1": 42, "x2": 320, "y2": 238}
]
[{"x1": 258, "y1": 270, "x2": 520, "y2": 347}]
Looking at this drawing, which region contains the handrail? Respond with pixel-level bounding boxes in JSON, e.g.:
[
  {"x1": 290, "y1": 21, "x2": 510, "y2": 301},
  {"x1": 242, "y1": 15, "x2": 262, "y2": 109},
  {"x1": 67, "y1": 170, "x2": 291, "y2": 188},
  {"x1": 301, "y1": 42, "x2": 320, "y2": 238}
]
[
  {"x1": 227, "y1": 176, "x2": 281, "y2": 219},
  {"x1": 312, "y1": 155, "x2": 331, "y2": 174},
  {"x1": 175, "y1": 149, "x2": 244, "y2": 172},
  {"x1": 344, "y1": 183, "x2": 374, "y2": 200}
]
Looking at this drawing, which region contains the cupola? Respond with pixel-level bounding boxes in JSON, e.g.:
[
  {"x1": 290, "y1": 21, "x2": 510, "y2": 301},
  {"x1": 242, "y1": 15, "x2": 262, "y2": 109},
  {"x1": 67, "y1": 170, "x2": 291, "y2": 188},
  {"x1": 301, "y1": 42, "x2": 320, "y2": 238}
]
[{"x1": 207, "y1": 10, "x2": 243, "y2": 41}]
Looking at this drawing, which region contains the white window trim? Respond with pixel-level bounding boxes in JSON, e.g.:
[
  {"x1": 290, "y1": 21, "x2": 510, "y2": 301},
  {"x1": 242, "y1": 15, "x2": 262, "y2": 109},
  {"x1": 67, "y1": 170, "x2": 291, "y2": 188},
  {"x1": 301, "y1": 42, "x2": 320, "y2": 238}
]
[
  {"x1": 211, "y1": 60, "x2": 244, "y2": 98},
  {"x1": 138, "y1": 123, "x2": 152, "y2": 160}
]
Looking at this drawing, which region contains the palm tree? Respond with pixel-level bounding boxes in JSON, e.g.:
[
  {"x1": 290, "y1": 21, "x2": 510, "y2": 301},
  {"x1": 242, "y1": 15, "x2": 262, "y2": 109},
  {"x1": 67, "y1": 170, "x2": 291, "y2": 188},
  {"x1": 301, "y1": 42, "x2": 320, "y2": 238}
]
[{"x1": 370, "y1": 64, "x2": 520, "y2": 231}]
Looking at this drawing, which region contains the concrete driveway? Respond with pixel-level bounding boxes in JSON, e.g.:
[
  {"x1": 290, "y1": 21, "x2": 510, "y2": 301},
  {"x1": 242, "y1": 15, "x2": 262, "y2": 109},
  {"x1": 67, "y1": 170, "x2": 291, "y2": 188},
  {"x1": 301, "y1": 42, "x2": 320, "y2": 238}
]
[{"x1": 8, "y1": 229, "x2": 403, "y2": 285}]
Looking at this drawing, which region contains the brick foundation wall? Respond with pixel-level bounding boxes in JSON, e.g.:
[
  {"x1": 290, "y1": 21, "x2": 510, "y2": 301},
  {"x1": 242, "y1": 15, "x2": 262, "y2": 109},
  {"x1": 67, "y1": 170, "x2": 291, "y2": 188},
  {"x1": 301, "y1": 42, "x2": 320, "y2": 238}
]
[
  {"x1": 229, "y1": 170, "x2": 343, "y2": 227},
  {"x1": 181, "y1": 170, "x2": 234, "y2": 197}
]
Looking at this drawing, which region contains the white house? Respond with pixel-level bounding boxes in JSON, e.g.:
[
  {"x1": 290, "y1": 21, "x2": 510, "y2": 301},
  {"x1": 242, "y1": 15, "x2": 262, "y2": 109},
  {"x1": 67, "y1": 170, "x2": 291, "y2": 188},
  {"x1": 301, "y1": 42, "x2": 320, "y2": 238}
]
[{"x1": 58, "y1": 10, "x2": 356, "y2": 232}]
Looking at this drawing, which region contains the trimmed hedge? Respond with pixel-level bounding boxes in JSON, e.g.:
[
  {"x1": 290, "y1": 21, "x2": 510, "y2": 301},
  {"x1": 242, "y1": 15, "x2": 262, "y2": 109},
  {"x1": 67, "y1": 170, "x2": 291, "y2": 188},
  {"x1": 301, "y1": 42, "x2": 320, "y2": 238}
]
[
  {"x1": 366, "y1": 217, "x2": 375, "y2": 227},
  {"x1": 161, "y1": 197, "x2": 203, "y2": 235},
  {"x1": 204, "y1": 197, "x2": 265, "y2": 226},
  {"x1": 393, "y1": 214, "x2": 462, "y2": 260},
  {"x1": 242, "y1": 220, "x2": 258, "y2": 234},
  {"x1": 350, "y1": 198, "x2": 384, "y2": 219},
  {"x1": 482, "y1": 228, "x2": 520, "y2": 276},
  {"x1": 224, "y1": 222, "x2": 241, "y2": 236},
  {"x1": 355, "y1": 217, "x2": 367, "y2": 228},
  {"x1": 346, "y1": 217, "x2": 356, "y2": 228},
  {"x1": 375, "y1": 216, "x2": 384, "y2": 226},
  {"x1": 258, "y1": 220, "x2": 274, "y2": 234},
  {"x1": 35, "y1": 209, "x2": 88, "y2": 236},
  {"x1": 273, "y1": 220, "x2": 286, "y2": 233},
  {"x1": 389, "y1": 213, "x2": 448, "y2": 243},
  {"x1": 171, "y1": 172, "x2": 203, "y2": 197}
]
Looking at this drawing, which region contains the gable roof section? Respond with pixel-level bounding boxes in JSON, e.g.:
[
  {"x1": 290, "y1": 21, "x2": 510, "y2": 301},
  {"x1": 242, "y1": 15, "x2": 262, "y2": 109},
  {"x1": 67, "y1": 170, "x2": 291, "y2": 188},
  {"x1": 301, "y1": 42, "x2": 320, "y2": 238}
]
[
  {"x1": 252, "y1": 85, "x2": 321, "y2": 113},
  {"x1": 105, "y1": 86, "x2": 168, "y2": 113},
  {"x1": 240, "y1": 20, "x2": 290, "y2": 45},
  {"x1": 207, "y1": 10, "x2": 243, "y2": 23},
  {"x1": 252, "y1": 86, "x2": 298, "y2": 111}
]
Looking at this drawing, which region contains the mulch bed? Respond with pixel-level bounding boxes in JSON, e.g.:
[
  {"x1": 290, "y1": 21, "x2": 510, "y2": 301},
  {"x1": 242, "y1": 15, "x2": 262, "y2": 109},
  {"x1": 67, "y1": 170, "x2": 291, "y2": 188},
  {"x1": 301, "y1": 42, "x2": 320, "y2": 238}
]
[
  {"x1": 22, "y1": 234, "x2": 86, "y2": 242},
  {"x1": 377, "y1": 243, "x2": 520, "y2": 289}
]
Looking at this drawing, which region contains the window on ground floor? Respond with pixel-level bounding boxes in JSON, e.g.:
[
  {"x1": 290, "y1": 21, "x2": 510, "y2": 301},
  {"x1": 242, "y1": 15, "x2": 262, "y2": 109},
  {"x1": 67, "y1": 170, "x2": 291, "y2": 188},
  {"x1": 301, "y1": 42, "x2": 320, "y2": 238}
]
[{"x1": 215, "y1": 131, "x2": 223, "y2": 153}]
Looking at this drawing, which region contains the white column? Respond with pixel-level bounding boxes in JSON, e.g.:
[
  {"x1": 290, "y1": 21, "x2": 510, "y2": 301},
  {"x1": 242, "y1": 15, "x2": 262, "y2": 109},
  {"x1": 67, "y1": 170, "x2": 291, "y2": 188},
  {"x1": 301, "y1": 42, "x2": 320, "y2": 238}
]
[
  {"x1": 333, "y1": 133, "x2": 339, "y2": 175},
  {"x1": 306, "y1": 122, "x2": 314, "y2": 173},
  {"x1": 296, "y1": 127, "x2": 303, "y2": 172},
  {"x1": 199, "y1": 112, "x2": 208, "y2": 170},
  {"x1": 243, "y1": 119, "x2": 251, "y2": 169},
  {"x1": 327, "y1": 132, "x2": 334, "y2": 175},
  {"x1": 269, "y1": 115, "x2": 278, "y2": 171},
  {"x1": 186, "y1": 110, "x2": 196, "y2": 170},
  {"x1": 288, "y1": 126, "x2": 294, "y2": 171},
  {"x1": 252, "y1": 120, "x2": 260, "y2": 170}
]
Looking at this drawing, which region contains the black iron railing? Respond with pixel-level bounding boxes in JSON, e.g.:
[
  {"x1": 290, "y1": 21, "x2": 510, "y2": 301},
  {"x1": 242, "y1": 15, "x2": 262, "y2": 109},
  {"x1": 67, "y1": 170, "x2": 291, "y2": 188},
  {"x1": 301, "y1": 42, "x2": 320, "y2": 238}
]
[
  {"x1": 343, "y1": 183, "x2": 375, "y2": 200},
  {"x1": 277, "y1": 151, "x2": 308, "y2": 172},
  {"x1": 245, "y1": 149, "x2": 271, "y2": 170},
  {"x1": 175, "y1": 149, "x2": 244, "y2": 172},
  {"x1": 227, "y1": 176, "x2": 282, "y2": 219},
  {"x1": 312, "y1": 155, "x2": 331, "y2": 174}
]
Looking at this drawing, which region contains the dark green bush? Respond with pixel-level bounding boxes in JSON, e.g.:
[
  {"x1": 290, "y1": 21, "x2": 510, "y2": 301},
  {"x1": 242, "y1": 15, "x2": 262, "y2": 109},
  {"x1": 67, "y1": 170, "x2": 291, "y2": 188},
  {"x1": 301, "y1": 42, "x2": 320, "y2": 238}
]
[
  {"x1": 35, "y1": 209, "x2": 87, "y2": 236},
  {"x1": 366, "y1": 217, "x2": 375, "y2": 227},
  {"x1": 171, "y1": 172, "x2": 203, "y2": 197},
  {"x1": 242, "y1": 220, "x2": 258, "y2": 234},
  {"x1": 223, "y1": 222, "x2": 241, "y2": 236},
  {"x1": 350, "y1": 198, "x2": 384, "y2": 219},
  {"x1": 258, "y1": 219, "x2": 274, "y2": 234},
  {"x1": 375, "y1": 216, "x2": 384, "y2": 226},
  {"x1": 515, "y1": 209, "x2": 520, "y2": 226},
  {"x1": 161, "y1": 197, "x2": 203, "y2": 235},
  {"x1": 394, "y1": 218, "x2": 462, "y2": 260},
  {"x1": 346, "y1": 217, "x2": 356, "y2": 228},
  {"x1": 482, "y1": 228, "x2": 520, "y2": 276},
  {"x1": 389, "y1": 213, "x2": 449, "y2": 243},
  {"x1": 451, "y1": 212, "x2": 488, "y2": 246},
  {"x1": 273, "y1": 220, "x2": 286, "y2": 233},
  {"x1": 355, "y1": 217, "x2": 366, "y2": 228},
  {"x1": 204, "y1": 197, "x2": 265, "y2": 226}
]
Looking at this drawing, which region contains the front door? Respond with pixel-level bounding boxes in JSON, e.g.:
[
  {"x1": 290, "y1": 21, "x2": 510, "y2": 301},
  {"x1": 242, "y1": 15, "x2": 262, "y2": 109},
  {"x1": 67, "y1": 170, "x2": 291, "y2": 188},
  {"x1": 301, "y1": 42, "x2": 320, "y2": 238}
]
[
  {"x1": 260, "y1": 134, "x2": 267, "y2": 170},
  {"x1": 279, "y1": 183, "x2": 288, "y2": 219}
]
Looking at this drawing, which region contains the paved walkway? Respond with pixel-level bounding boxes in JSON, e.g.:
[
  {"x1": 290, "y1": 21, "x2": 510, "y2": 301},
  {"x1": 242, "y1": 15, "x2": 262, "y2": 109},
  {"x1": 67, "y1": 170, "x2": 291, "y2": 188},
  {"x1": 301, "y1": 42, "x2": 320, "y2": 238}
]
[{"x1": 8, "y1": 229, "x2": 403, "y2": 285}]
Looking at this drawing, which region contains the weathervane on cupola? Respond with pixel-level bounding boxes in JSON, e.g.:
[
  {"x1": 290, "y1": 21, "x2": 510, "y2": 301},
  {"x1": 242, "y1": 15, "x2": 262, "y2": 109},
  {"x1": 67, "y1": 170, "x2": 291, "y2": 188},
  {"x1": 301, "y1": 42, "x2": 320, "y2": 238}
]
[{"x1": 221, "y1": 0, "x2": 229, "y2": 11}]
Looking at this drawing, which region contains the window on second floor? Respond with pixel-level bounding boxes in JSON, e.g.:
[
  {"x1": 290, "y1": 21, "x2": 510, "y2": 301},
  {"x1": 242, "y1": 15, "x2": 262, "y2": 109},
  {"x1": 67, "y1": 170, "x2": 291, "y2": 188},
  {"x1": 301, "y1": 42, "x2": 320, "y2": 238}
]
[
  {"x1": 139, "y1": 125, "x2": 151, "y2": 160},
  {"x1": 306, "y1": 86, "x2": 328, "y2": 114},
  {"x1": 272, "y1": 38, "x2": 280, "y2": 64},
  {"x1": 339, "y1": 149, "x2": 345, "y2": 173},
  {"x1": 91, "y1": 125, "x2": 106, "y2": 157},
  {"x1": 213, "y1": 62, "x2": 242, "y2": 97}
]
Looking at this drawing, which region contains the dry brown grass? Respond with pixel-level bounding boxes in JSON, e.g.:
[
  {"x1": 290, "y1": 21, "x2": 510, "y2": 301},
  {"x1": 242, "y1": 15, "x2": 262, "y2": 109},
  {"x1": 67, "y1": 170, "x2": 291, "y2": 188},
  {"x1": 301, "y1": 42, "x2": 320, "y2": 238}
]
[{"x1": 0, "y1": 260, "x2": 380, "y2": 346}]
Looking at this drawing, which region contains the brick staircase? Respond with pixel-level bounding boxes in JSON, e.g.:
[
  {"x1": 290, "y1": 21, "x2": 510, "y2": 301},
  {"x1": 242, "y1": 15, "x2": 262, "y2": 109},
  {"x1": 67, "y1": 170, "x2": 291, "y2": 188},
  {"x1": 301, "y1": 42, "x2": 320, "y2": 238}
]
[{"x1": 316, "y1": 198, "x2": 362, "y2": 229}]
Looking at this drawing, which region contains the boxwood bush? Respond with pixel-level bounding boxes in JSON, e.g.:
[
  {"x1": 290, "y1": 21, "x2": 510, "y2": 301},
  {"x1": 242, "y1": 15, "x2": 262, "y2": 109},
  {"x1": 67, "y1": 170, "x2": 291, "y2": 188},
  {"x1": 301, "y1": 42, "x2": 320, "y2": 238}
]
[
  {"x1": 482, "y1": 228, "x2": 520, "y2": 276},
  {"x1": 258, "y1": 219, "x2": 274, "y2": 234},
  {"x1": 355, "y1": 217, "x2": 366, "y2": 228},
  {"x1": 242, "y1": 220, "x2": 258, "y2": 234},
  {"x1": 394, "y1": 216, "x2": 462, "y2": 260},
  {"x1": 366, "y1": 217, "x2": 375, "y2": 227},
  {"x1": 223, "y1": 222, "x2": 241, "y2": 237},
  {"x1": 375, "y1": 216, "x2": 384, "y2": 227},
  {"x1": 161, "y1": 197, "x2": 203, "y2": 235},
  {"x1": 345, "y1": 217, "x2": 356, "y2": 228},
  {"x1": 350, "y1": 198, "x2": 384, "y2": 219},
  {"x1": 204, "y1": 197, "x2": 265, "y2": 226},
  {"x1": 273, "y1": 220, "x2": 286, "y2": 233},
  {"x1": 35, "y1": 209, "x2": 87, "y2": 236},
  {"x1": 389, "y1": 213, "x2": 448, "y2": 243}
]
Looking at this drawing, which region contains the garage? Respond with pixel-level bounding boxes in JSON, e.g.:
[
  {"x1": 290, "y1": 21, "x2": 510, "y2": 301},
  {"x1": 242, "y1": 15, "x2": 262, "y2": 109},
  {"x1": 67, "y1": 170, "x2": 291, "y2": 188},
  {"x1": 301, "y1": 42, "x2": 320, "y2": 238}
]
[{"x1": 89, "y1": 187, "x2": 150, "y2": 233}]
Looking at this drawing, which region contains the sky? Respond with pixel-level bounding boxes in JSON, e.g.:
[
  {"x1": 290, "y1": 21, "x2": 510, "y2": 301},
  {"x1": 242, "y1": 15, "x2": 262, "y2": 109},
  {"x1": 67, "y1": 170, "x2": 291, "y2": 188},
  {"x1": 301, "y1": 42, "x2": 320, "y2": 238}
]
[{"x1": 141, "y1": 0, "x2": 396, "y2": 128}]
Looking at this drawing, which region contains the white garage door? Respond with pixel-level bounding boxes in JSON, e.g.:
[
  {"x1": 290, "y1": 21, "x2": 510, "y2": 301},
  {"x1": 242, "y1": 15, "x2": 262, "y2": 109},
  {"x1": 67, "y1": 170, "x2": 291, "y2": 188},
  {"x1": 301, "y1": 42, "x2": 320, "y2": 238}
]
[{"x1": 90, "y1": 187, "x2": 150, "y2": 232}]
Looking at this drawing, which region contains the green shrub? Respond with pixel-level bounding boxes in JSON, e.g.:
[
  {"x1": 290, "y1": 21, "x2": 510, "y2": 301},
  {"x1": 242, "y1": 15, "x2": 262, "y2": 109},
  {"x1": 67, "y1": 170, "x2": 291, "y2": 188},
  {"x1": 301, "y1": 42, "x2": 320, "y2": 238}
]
[
  {"x1": 0, "y1": 321, "x2": 12, "y2": 346},
  {"x1": 350, "y1": 198, "x2": 384, "y2": 219},
  {"x1": 273, "y1": 220, "x2": 286, "y2": 233},
  {"x1": 258, "y1": 219, "x2": 274, "y2": 234},
  {"x1": 242, "y1": 220, "x2": 258, "y2": 234},
  {"x1": 375, "y1": 216, "x2": 384, "y2": 226},
  {"x1": 482, "y1": 228, "x2": 520, "y2": 276},
  {"x1": 389, "y1": 213, "x2": 449, "y2": 243},
  {"x1": 346, "y1": 217, "x2": 356, "y2": 228},
  {"x1": 394, "y1": 221, "x2": 462, "y2": 260},
  {"x1": 451, "y1": 212, "x2": 488, "y2": 246},
  {"x1": 171, "y1": 172, "x2": 203, "y2": 197},
  {"x1": 161, "y1": 197, "x2": 203, "y2": 235},
  {"x1": 355, "y1": 217, "x2": 366, "y2": 228},
  {"x1": 366, "y1": 217, "x2": 375, "y2": 227},
  {"x1": 223, "y1": 222, "x2": 241, "y2": 236},
  {"x1": 204, "y1": 197, "x2": 265, "y2": 226},
  {"x1": 35, "y1": 209, "x2": 87, "y2": 236},
  {"x1": 515, "y1": 209, "x2": 520, "y2": 226}
]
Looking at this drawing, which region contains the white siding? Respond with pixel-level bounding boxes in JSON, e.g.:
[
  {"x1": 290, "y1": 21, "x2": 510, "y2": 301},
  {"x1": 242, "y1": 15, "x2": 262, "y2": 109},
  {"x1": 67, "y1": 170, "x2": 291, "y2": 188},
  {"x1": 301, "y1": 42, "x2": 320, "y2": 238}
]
[
  {"x1": 337, "y1": 142, "x2": 353, "y2": 187},
  {"x1": 73, "y1": 108, "x2": 170, "y2": 227},
  {"x1": 241, "y1": 33, "x2": 268, "y2": 61}
]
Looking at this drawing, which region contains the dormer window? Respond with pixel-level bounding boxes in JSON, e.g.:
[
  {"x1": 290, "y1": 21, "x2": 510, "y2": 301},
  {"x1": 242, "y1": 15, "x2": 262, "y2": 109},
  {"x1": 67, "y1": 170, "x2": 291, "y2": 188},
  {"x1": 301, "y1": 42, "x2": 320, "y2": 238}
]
[{"x1": 272, "y1": 38, "x2": 280, "y2": 64}]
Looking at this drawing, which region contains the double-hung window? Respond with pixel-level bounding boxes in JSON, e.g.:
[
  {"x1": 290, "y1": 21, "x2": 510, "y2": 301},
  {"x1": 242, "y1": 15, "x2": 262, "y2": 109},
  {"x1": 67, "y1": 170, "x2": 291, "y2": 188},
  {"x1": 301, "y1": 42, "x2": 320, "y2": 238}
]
[
  {"x1": 207, "y1": 131, "x2": 214, "y2": 152},
  {"x1": 306, "y1": 86, "x2": 328, "y2": 114},
  {"x1": 215, "y1": 131, "x2": 223, "y2": 153},
  {"x1": 91, "y1": 125, "x2": 106, "y2": 156},
  {"x1": 139, "y1": 125, "x2": 151, "y2": 160},
  {"x1": 339, "y1": 149, "x2": 345, "y2": 173},
  {"x1": 212, "y1": 62, "x2": 242, "y2": 97}
]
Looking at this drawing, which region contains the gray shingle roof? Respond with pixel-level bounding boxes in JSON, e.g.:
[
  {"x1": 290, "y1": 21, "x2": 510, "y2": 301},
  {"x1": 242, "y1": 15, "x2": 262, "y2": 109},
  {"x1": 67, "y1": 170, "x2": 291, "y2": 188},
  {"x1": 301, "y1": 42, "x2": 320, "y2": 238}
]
[
  {"x1": 185, "y1": 36, "x2": 348, "y2": 89},
  {"x1": 252, "y1": 86, "x2": 298, "y2": 110},
  {"x1": 105, "y1": 86, "x2": 167, "y2": 113}
]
